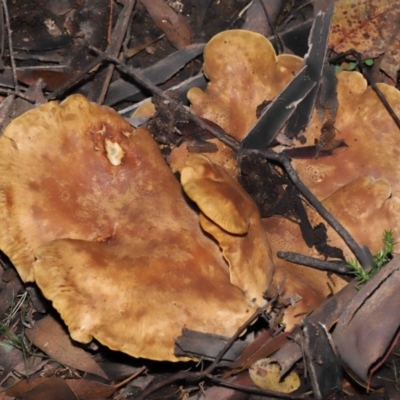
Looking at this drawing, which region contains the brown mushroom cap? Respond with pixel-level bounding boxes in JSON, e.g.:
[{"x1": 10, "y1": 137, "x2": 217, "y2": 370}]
[
  {"x1": 264, "y1": 175, "x2": 400, "y2": 326},
  {"x1": 0, "y1": 94, "x2": 258, "y2": 361},
  {"x1": 291, "y1": 71, "x2": 400, "y2": 201},
  {"x1": 181, "y1": 154, "x2": 274, "y2": 304},
  {"x1": 187, "y1": 30, "x2": 303, "y2": 140}
]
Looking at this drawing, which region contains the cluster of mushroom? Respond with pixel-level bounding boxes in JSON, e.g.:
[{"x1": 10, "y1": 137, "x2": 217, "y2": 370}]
[
  {"x1": 183, "y1": 29, "x2": 400, "y2": 308},
  {"x1": 1, "y1": 29, "x2": 400, "y2": 362}
]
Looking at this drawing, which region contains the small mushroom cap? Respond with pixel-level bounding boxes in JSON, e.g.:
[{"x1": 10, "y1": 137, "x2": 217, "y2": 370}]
[
  {"x1": 169, "y1": 138, "x2": 238, "y2": 177},
  {"x1": 0, "y1": 94, "x2": 258, "y2": 361},
  {"x1": 181, "y1": 154, "x2": 274, "y2": 304},
  {"x1": 181, "y1": 154, "x2": 252, "y2": 234},
  {"x1": 188, "y1": 30, "x2": 303, "y2": 140}
]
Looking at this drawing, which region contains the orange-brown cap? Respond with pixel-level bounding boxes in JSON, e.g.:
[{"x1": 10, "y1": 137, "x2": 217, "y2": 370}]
[{"x1": 0, "y1": 94, "x2": 259, "y2": 361}]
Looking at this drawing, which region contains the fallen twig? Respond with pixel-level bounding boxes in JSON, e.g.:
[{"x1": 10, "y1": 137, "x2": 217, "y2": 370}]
[
  {"x1": 1, "y1": 0, "x2": 18, "y2": 94},
  {"x1": 277, "y1": 251, "x2": 352, "y2": 274}
]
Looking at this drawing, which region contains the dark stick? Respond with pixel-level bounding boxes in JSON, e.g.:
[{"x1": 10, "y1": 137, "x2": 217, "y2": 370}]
[
  {"x1": 47, "y1": 54, "x2": 107, "y2": 100},
  {"x1": 244, "y1": 149, "x2": 374, "y2": 269},
  {"x1": 90, "y1": 0, "x2": 136, "y2": 104},
  {"x1": 0, "y1": 88, "x2": 36, "y2": 103},
  {"x1": 278, "y1": 251, "x2": 352, "y2": 274},
  {"x1": 1, "y1": 0, "x2": 18, "y2": 94},
  {"x1": 88, "y1": 46, "x2": 240, "y2": 150},
  {"x1": 355, "y1": 52, "x2": 400, "y2": 131}
]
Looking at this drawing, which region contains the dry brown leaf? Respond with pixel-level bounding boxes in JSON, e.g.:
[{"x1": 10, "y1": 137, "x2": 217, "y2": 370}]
[
  {"x1": 7, "y1": 378, "x2": 78, "y2": 400},
  {"x1": 329, "y1": 0, "x2": 400, "y2": 57},
  {"x1": 6, "y1": 373, "x2": 138, "y2": 400},
  {"x1": 24, "y1": 315, "x2": 108, "y2": 380},
  {"x1": 16, "y1": 69, "x2": 74, "y2": 92},
  {"x1": 332, "y1": 255, "x2": 400, "y2": 384},
  {"x1": 227, "y1": 330, "x2": 291, "y2": 377},
  {"x1": 140, "y1": 0, "x2": 192, "y2": 49}
]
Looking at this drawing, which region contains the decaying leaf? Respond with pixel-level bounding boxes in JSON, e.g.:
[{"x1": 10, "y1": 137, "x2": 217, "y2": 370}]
[
  {"x1": 6, "y1": 378, "x2": 78, "y2": 400},
  {"x1": 24, "y1": 315, "x2": 108, "y2": 380},
  {"x1": 7, "y1": 374, "x2": 139, "y2": 400},
  {"x1": 327, "y1": 0, "x2": 400, "y2": 80},
  {"x1": 332, "y1": 254, "x2": 400, "y2": 384},
  {"x1": 328, "y1": 0, "x2": 400, "y2": 57}
]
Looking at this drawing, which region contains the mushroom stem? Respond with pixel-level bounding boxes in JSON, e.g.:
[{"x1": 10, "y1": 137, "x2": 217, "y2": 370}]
[{"x1": 244, "y1": 149, "x2": 375, "y2": 270}]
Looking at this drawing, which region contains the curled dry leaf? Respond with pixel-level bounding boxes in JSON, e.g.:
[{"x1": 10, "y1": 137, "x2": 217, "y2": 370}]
[
  {"x1": 0, "y1": 94, "x2": 260, "y2": 361},
  {"x1": 332, "y1": 254, "x2": 400, "y2": 384}
]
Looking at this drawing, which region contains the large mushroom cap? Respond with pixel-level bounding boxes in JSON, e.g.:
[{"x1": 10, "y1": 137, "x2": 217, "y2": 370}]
[
  {"x1": 187, "y1": 29, "x2": 303, "y2": 140},
  {"x1": 291, "y1": 71, "x2": 400, "y2": 201},
  {"x1": 0, "y1": 94, "x2": 258, "y2": 361}
]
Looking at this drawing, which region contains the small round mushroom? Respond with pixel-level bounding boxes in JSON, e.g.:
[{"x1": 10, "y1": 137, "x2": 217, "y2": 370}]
[{"x1": 0, "y1": 94, "x2": 259, "y2": 361}]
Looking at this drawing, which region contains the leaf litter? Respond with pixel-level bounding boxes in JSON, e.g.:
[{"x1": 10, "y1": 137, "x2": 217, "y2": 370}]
[{"x1": 0, "y1": 0, "x2": 400, "y2": 399}]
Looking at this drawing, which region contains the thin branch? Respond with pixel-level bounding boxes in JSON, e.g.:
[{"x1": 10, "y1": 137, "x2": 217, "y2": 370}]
[
  {"x1": 1, "y1": 0, "x2": 18, "y2": 93},
  {"x1": 93, "y1": 0, "x2": 136, "y2": 104},
  {"x1": 355, "y1": 52, "x2": 400, "y2": 131},
  {"x1": 89, "y1": 46, "x2": 240, "y2": 149},
  {"x1": 47, "y1": 54, "x2": 107, "y2": 100},
  {"x1": 277, "y1": 251, "x2": 352, "y2": 274},
  {"x1": 0, "y1": 87, "x2": 35, "y2": 103}
]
